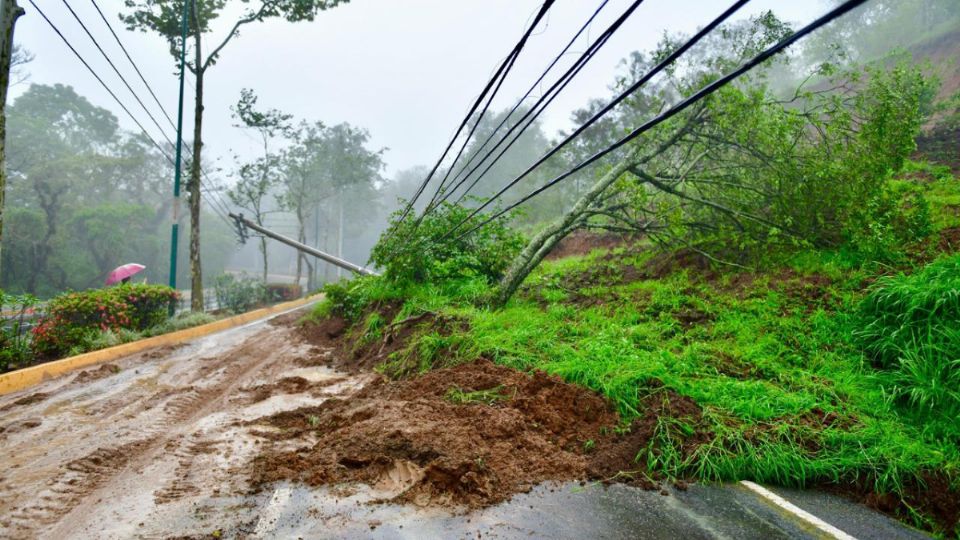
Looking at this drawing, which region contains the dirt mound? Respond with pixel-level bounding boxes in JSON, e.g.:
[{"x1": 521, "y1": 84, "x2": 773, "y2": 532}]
[
  {"x1": 245, "y1": 360, "x2": 696, "y2": 508},
  {"x1": 298, "y1": 307, "x2": 463, "y2": 376},
  {"x1": 72, "y1": 364, "x2": 120, "y2": 384},
  {"x1": 299, "y1": 315, "x2": 348, "y2": 347},
  {"x1": 246, "y1": 360, "x2": 711, "y2": 508},
  {"x1": 546, "y1": 231, "x2": 631, "y2": 260}
]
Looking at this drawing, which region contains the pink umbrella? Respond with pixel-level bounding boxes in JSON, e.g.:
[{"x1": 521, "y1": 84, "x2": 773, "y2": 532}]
[{"x1": 105, "y1": 263, "x2": 146, "y2": 286}]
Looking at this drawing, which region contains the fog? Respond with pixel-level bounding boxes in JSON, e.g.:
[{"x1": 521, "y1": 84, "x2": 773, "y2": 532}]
[{"x1": 4, "y1": 0, "x2": 957, "y2": 297}]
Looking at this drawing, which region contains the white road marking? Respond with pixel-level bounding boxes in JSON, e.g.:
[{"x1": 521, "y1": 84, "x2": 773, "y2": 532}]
[{"x1": 740, "y1": 480, "x2": 857, "y2": 540}]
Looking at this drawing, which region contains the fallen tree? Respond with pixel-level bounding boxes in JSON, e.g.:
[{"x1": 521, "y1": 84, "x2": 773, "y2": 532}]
[{"x1": 492, "y1": 14, "x2": 933, "y2": 306}]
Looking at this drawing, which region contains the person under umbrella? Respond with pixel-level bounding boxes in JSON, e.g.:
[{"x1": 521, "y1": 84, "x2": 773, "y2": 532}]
[{"x1": 105, "y1": 263, "x2": 146, "y2": 286}]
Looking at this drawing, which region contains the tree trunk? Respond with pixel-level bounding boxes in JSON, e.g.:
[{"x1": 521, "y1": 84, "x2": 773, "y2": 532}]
[
  {"x1": 0, "y1": 0, "x2": 23, "y2": 283},
  {"x1": 189, "y1": 13, "x2": 204, "y2": 312},
  {"x1": 293, "y1": 205, "x2": 305, "y2": 287},
  {"x1": 259, "y1": 235, "x2": 268, "y2": 284},
  {"x1": 28, "y1": 181, "x2": 62, "y2": 295},
  {"x1": 336, "y1": 188, "x2": 343, "y2": 280},
  {"x1": 495, "y1": 149, "x2": 640, "y2": 307},
  {"x1": 323, "y1": 202, "x2": 332, "y2": 283}
]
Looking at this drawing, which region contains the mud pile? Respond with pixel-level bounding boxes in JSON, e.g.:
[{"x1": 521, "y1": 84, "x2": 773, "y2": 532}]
[{"x1": 247, "y1": 360, "x2": 704, "y2": 508}]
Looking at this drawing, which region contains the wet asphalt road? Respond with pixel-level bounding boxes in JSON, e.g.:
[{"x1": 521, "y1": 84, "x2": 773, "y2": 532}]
[{"x1": 241, "y1": 480, "x2": 928, "y2": 539}]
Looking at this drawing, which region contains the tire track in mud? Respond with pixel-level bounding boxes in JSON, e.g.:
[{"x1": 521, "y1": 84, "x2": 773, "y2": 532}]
[
  {"x1": 1, "y1": 438, "x2": 156, "y2": 538},
  {"x1": 0, "y1": 324, "x2": 311, "y2": 539}
]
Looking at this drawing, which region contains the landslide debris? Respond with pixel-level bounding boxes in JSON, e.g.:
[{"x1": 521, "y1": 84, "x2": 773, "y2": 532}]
[{"x1": 246, "y1": 359, "x2": 708, "y2": 508}]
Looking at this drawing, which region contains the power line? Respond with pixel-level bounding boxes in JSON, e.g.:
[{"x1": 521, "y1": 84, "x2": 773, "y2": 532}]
[
  {"x1": 440, "y1": 0, "x2": 751, "y2": 240},
  {"x1": 59, "y1": 0, "x2": 172, "y2": 148},
  {"x1": 439, "y1": 0, "x2": 645, "y2": 208},
  {"x1": 390, "y1": 0, "x2": 556, "y2": 231},
  {"x1": 446, "y1": 0, "x2": 870, "y2": 243},
  {"x1": 424, "y1": 0, "x2": 612, "y2": 211},
  {"x1": 27, "y1": 0, "x2": 236, "y2": 231},
  {"x1": 53, "y1": 0, "x2": 236, "y2": 220},
  {"x1": 74, "y1": 0, "x2": 236, "y2": 220},
  {"x1": 87, "y1": 0, "x2": 177, "y2": 131}
]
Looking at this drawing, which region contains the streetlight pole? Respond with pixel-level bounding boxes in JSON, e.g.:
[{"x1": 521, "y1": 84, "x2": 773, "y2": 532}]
[{"x1": 168, "y1": 0, "x2": 191, "y2": 298}]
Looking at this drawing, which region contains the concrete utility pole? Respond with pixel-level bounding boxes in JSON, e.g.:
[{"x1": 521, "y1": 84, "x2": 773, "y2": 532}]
[
  {"x1": 0, "y1": 0, "x2": 23, "y2": 284},
  {"x1": 229, "y1": 213, "x2": 377, "y2": 277}
]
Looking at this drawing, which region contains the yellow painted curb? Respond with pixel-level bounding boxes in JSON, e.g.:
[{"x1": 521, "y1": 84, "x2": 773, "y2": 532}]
[{"x1": 0, "y1": 295, "x2": 321, "y2": 397}]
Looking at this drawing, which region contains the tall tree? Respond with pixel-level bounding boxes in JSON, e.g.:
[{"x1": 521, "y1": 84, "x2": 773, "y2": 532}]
[
  {"x1": 279, "y1": 121, "x2": 382, "y2": 287},
  {"x1": 0, "y1": 0, "x2": 24, "y2": 282},
  {"x1": 2, "y1": 83, "x2": 235, "y2": 296},
  {"x1": 121, "y1": 0, "x2": 349, "y2": 310},
  {"x1": 5, "y1": 84, "x2": 118, "y2": 294},
  {"x1": 227, "y1": 89, "x2": 290, "y2": 283}
]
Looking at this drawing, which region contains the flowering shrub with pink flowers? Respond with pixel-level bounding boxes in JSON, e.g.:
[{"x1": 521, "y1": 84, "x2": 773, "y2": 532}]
[{"x1": 32, "y1": 285, "x2": 179, "y2": 356}]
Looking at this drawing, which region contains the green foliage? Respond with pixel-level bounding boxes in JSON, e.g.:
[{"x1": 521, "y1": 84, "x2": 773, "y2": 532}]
[
  {"x1": 845, "y1": 183, "x2": 933, "y2": 262},
  {"x1": 2, "y1": 83, "x2": 235, "y2": 298},
  {"x1": 370, "y1": 202, "x2": 525, "y2": 285},
  {"x1": 145, "y1": 311, "x2": 217, "y2": 336},
  {"x1": 855, "y1": 255, "x2": 960, "y2": 428},
  {"x1": 67, "y1": 328, "x2": 144, "y2": 357},
  {"x1": 0, "y1": 290, "x2": 39, "y2": 371},
  {"x1": 856, "y1": 255, "x2": 960, "y2": 367},
  {"x1": 31, "y1": 284, "x2": 178, "y2": 356},
  {"x1": 213, "y1": 274, "x2": 265, "y2": 314},
  {"x1": 572, "y1": 19, "x2": 935, "y2": 265},
  {"x1": 315, "y1": 276, "x2": 385, "y2": 322}
]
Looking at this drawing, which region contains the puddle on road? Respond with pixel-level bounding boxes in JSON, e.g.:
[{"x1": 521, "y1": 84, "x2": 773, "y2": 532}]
[{"x1": 284, "y1": 366, "x2": 341, "y2": 382}]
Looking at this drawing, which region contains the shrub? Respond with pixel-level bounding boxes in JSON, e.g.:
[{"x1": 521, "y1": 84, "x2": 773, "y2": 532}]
[
  {"x1": 265, "y1": 283, "x2": 302, "y2": 302},
  {"x1": 1, "y1": 290, "x2": 38, "y2": 371},
  {"x1": 369, "y1": 201, "x2": 525, "y2": 285},
  {"x1": 844, "y1": 184, "x2": 933, "y2": 262},
  {"x1": 67, "y1": 328, "x2": 144, "y2": 357},
  {"x1": 31, "y1": 284, "x2": 178, "y2": 356},
  {"x1": 145, "y1": 311, "x2": 217, "y2": 336},
  {"x1": 213, "y1": 273, "x2": 266, "y2": 314}
]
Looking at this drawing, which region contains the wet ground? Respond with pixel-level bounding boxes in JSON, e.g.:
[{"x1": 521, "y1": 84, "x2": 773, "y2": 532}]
[{"x1": 0, "y1": 306, "x2": 929, "y2": 539}]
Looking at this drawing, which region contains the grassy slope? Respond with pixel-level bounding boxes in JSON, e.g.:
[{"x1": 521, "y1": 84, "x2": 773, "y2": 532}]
[{"x1": 312, "y1": 160, "x2": 960, "y2": 534}]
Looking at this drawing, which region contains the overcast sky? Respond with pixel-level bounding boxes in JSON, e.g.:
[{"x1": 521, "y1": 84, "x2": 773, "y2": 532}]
[{"x1": 13, "y1": 0, "x2": 828, "y2": 182}]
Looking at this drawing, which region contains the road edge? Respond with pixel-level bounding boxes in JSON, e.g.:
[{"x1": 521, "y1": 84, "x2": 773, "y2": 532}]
[{"x1": 0, "y1": 295, "x2": 322, "y2": 396}]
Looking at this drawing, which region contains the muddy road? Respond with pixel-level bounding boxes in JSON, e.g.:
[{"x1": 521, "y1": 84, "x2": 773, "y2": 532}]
[{"x1": 0, "y1": 307, "x2": 928, "y2": 539}]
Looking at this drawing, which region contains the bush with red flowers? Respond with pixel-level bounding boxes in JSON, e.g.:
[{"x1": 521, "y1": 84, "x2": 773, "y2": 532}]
[{"x1": 32, "y1": 284, "x2": 179, "y2": 356}]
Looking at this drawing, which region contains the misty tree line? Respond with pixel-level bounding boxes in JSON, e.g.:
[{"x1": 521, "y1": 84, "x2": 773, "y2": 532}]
[{"x1": 0, "y1": 83, "x2": 235, "y2": 297}]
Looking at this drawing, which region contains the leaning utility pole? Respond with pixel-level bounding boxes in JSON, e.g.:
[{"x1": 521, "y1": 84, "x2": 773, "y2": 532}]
[
  {"x1": 229, "y1": 213, "x2": 377, "y2": 277},
  {"x1": 0, "y1": 0, "x2": 23, "y2": 283}
]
